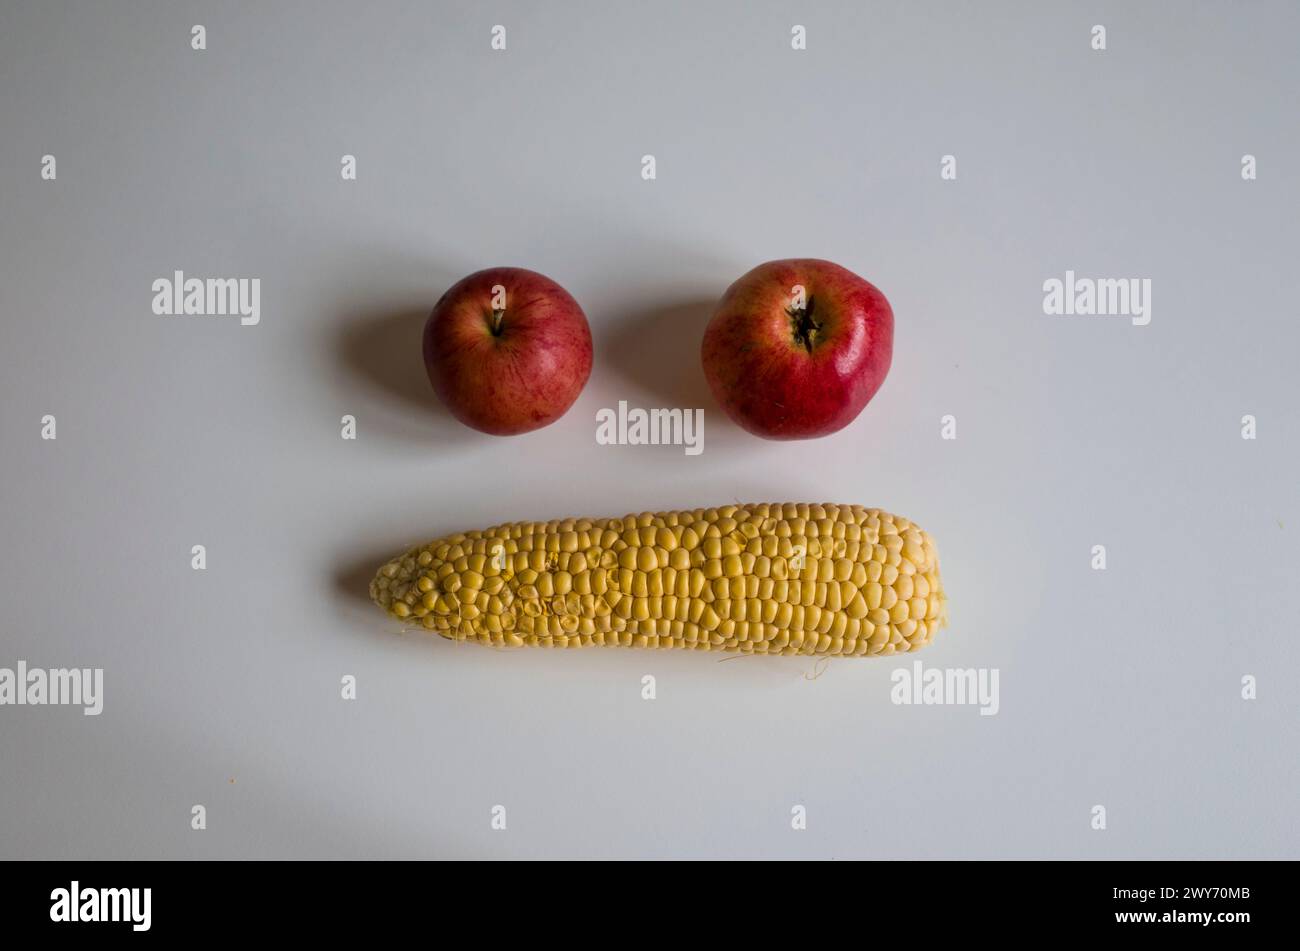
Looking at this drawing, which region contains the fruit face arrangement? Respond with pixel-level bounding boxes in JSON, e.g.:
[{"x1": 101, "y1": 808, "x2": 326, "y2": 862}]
[
  {"x1": 701, "y1": 259, "x2": 894, "y2": 439},
  {"x1": 423, "y1": 267, "x2": 593, "y2": 436},
  {"x1": 371, "y1": 503, "x2": 946, "y2": 657},
  {"x1": 399, "y1": 263, "x2": 932, "y2": 657}
]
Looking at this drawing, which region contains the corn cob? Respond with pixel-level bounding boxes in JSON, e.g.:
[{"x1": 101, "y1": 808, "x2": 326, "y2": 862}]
[{"x1": 371, "y1": 503, "x2": 947, "y2": 656}]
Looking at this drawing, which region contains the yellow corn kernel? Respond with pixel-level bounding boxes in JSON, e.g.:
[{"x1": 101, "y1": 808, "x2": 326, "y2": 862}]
[
  {"x1": 865, "y1": 581, "x2": 883, "y2": 610},
  {"x1": 845, "y1": 593, "x2": 869, "y2": 619}
]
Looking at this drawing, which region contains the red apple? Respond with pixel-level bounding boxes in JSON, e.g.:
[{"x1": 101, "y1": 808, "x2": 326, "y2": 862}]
[
  {"x1": 423, "y1": 267, "x2": 593, "y2": 435},
  {"x1": 701, "y1": 259, "x2": 893, "y2": 440}
]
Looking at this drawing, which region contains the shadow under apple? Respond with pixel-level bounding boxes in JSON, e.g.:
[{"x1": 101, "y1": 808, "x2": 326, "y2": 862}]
[
  {"x1": 603, "y1": 297, "x2": 719, "y2": 409},
  {"x1": 334, "y1": 305, "x2": 480, "y2": 449}
]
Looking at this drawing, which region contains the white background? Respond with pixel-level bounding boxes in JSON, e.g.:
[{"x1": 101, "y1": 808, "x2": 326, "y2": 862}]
[{"x1": 1, "y1": 1, "x2": 1297, "y2": 858}]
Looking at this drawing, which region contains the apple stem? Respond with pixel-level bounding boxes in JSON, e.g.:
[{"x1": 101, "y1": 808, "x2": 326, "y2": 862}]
[
  {"x1": 490, "y1": 308, "x2": 505, "y2": 335},
  {"x1": 790, "y1": 296, "x2": 820, "y2": 354}
]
